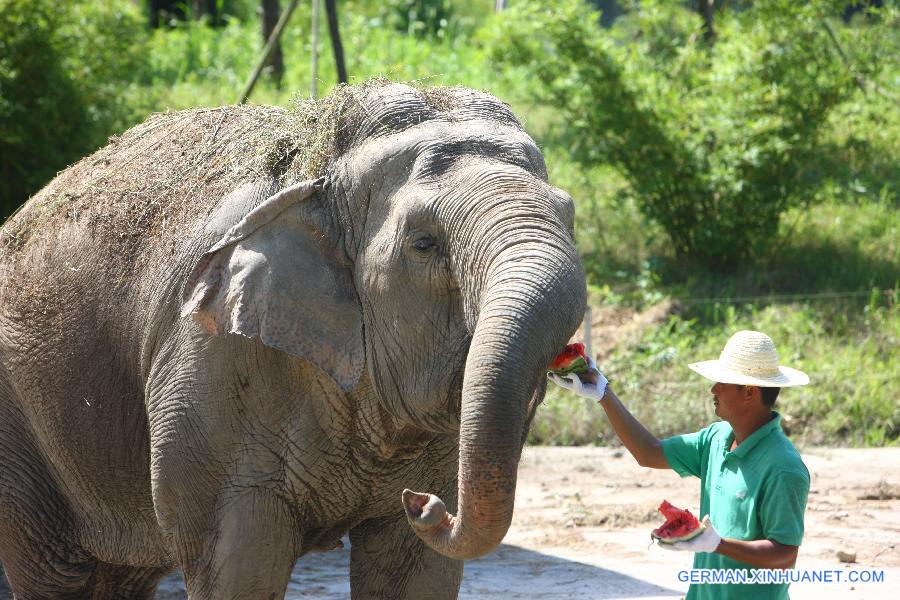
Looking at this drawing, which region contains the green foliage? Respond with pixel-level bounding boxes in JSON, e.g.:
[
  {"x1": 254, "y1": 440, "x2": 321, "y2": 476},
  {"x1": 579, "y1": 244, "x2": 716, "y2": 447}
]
[
  {"x1": 485, "y1": 0, "x2": 885, "y2": 269},
  {"x1": 1, "y1": 1, "x2": 83, "y2": 215},
  {"x1": 141, "y1": 4, "x2": 496, "y2": 109},
  {"x1": 532, "y1": 185, "x2": 898, "y2": 447},
  {"x1": 145, "y1": 13, "x2": 257, "y2": 89},
  {"x1": 662, "y1": 194, "x2": 899, "y2": 303},
  {"x1": 0, "y1": 0, "x2": 149, "y2": 219},
  {"x1": 380, "y1": 0, "x2": 454, "y2": 39}
]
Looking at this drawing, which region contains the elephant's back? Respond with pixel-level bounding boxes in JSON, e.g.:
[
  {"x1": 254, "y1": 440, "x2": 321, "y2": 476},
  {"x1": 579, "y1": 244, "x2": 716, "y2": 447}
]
[{"x1": 0, "y1": 105, "x2": 299, "y2": 267}]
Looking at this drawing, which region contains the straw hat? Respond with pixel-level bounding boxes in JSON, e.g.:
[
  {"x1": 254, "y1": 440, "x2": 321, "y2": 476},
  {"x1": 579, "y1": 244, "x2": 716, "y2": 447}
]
[{"x1": 688, "y1": 330, "x2": 809, "y2": 387}]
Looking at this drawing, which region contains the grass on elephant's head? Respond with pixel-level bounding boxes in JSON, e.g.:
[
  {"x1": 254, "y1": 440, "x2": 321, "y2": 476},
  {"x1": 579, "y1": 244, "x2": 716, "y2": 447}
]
[{"x1": 2, "y1": 79, "x2": 491, "y2": 255}]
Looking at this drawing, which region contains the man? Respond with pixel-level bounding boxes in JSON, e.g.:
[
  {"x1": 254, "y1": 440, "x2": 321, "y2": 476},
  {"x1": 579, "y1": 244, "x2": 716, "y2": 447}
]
[{"x1": 550, "y1": 330, "x2": 810, "y2": 599}]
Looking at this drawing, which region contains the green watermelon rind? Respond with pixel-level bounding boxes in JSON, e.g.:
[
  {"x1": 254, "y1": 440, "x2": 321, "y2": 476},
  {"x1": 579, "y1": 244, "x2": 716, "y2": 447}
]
[
  {"x1": 650, "y1": 522, "x2": 707, "y2": 544},
  {"x1": 547, "y1": 356, "x2": 589, "y2": 376}
]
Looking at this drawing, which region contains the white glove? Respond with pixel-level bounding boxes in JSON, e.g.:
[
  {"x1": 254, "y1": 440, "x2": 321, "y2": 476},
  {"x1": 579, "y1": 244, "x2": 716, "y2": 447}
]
[
  {"x1": 657, "y1": 516, "x2": 721, "y2": 553},
  {"x1": 547, "y1": 356, "x2": 609, "y2": 402}
]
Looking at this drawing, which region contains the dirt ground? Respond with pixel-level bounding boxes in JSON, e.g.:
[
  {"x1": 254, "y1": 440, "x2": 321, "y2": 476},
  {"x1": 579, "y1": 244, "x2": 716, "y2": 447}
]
[
  {"x1": 498, "y1": 445, "x2": 900, "y2": 598},
  {"x1": 151, "y1": 446, "x2": 899, "y2": 599},
  {"x1": 0, "y1": 446, "x2": 895, "y2": 599}
]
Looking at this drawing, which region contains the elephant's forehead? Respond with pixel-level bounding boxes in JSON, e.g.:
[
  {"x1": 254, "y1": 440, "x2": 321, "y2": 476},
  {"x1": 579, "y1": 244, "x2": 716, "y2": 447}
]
[{"x1": 345, "y1": 120, "x2": 547, "y2": 182}]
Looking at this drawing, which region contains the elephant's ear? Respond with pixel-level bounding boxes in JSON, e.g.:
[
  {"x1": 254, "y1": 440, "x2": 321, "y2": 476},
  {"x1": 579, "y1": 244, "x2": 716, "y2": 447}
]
[{"x1": 181, "y1": 179, "x2": 364, "y2": 391}]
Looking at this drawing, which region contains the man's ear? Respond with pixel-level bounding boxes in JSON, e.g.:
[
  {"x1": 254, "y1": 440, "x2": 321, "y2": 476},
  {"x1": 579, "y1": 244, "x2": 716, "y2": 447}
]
[
  {"x1": 744, "y1": 385, "x2": 760, "y2": 404},
  {"x1": 181, "y1": 179, "x2": 364, "y2": 391}
]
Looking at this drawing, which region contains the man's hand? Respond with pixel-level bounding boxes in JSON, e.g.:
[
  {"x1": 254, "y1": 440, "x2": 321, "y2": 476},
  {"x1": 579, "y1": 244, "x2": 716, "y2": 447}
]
[
  {"x1": 657, "y1": 516, "x2": 722, "y2": 553},
  {"x1": 547, "y1": 356, "x2": 609, "y2": 402}
]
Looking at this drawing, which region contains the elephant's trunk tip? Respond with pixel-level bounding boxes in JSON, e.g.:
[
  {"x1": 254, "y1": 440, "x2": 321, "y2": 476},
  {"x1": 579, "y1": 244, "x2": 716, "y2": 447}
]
[
  {"x1": 402, "y1": 489, "x2": 507, "y2": 560},
  {"x1": 402, "y1": 489, "x2": 453, "y2": 533}
]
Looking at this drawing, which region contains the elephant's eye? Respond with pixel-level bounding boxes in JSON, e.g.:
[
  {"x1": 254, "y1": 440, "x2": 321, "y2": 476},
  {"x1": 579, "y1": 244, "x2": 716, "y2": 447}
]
[{"x1": 411, "y1": 234, "x2": 438, "y2": 253}]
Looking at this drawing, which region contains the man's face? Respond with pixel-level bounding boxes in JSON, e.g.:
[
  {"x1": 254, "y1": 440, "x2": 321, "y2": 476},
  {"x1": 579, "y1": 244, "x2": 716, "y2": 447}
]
[{"x1": 710, "y1": 381, "x2": 750, "y2": 420}]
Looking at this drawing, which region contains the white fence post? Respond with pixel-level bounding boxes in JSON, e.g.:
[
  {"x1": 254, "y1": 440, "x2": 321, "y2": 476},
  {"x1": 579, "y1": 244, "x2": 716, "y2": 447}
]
[{"x1": 583, "y1": 305, "x2": 592, "y2": 358}]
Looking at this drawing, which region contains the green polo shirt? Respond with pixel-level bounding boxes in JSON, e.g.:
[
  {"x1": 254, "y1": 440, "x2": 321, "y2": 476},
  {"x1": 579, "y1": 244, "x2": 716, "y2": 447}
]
[{"x1": 661, "y1": 412, "x2": 809, "y2": 600}]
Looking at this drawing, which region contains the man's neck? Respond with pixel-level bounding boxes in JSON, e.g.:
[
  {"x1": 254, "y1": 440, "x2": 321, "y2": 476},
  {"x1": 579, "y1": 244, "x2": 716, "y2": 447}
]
[{"x1": 729, "y1": 410, "x2": 774, "y2": 447}]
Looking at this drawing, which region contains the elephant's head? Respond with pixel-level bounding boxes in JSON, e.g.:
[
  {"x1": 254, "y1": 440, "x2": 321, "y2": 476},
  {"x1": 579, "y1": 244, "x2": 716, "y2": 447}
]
[{"x1": 181, "y1": 82, "x2": 587, "y2": 560}]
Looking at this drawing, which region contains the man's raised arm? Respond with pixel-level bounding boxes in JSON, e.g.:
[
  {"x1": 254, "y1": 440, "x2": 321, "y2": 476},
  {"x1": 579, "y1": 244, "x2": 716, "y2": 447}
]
[
  {"x1": 598, "y1": 385, "x2": 669, "y2": 469},
  {"x1": 548, "y1": 364, "x2": 669, "y2": 469}
]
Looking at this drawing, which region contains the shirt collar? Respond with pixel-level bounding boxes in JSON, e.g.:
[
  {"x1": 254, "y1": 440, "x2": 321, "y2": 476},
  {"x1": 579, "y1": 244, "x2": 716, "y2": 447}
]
[{"x1": 725, "y1": 411, "x2": 782, "y2": 459}]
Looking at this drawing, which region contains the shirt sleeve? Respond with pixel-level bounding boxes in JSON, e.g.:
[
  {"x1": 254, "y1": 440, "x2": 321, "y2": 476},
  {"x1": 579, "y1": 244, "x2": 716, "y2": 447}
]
[
  {"x1": 661, "y1": 425, "x2": 713, "y2": 478},
  {"x1": 760, "y1": 470, "x2": 809, "y2": 546}
]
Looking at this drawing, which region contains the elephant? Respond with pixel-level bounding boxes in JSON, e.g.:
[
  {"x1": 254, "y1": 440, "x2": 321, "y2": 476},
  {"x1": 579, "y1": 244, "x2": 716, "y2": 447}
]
[{"x1": 0, "y1": 81, "x2": 586, "y2": 599}]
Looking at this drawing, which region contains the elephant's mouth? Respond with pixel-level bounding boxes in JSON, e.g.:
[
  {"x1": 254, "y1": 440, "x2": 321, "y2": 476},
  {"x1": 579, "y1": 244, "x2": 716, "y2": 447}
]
[{"x1": 521, "y1": 378, "x2": 547, "y2": 446}]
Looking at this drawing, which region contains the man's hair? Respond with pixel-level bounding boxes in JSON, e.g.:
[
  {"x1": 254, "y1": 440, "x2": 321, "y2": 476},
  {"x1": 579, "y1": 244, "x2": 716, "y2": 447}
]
[{"x1": 760, "y1": 386, "x2": 780, "y2": 407}]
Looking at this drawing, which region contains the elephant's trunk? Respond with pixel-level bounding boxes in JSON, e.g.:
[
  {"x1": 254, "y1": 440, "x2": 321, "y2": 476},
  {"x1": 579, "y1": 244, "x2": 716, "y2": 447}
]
[{"x1": 403, "y1": 219, "x2": 586, "y2": 559}]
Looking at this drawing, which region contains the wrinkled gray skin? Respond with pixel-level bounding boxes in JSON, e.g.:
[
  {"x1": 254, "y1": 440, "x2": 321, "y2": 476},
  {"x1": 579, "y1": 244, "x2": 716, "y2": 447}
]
[{"x1": 0, "y1": 84, "x2": 586, "y2": 599}]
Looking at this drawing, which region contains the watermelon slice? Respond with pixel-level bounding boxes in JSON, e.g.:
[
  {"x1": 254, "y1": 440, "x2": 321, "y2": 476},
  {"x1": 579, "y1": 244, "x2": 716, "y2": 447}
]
[
  {"x1": 650, "y1": 500, "x2": 706, "y2": 543},
  {"x1": 548, "y1": 343, "x2": 591, "y2": 376}
]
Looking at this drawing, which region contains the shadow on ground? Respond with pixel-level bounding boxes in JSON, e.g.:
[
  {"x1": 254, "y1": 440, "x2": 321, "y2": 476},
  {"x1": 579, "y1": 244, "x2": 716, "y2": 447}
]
[{"x1": 152, "y1": 542, "x2": 680, "y2": 599}]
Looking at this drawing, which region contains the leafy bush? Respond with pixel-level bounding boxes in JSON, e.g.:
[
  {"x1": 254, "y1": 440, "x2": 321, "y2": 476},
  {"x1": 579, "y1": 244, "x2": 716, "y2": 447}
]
[
  {"x1": 379, "y1": 0, "x2": 455, "y2": 39},
  {"x1": 0, "y1": 0, "x2": 149, "y2": 220},
  {"x1": 1, "y1": 1, "x2": 83, "y2": 216},
  {"x1": 486, "y1": 0, "x2": 886, "y2": 269},
  {"x1": 145, "y1": 12, "x2": 257, "y2": 88}
]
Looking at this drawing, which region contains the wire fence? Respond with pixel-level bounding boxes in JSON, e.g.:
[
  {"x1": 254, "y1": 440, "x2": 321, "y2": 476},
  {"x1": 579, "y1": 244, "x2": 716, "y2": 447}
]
[
  {"x1": 580, "y1": 288, "x2": 897, "y2": 359},
  {"x1": 671, "y1": 288, "x2": 897, "y2": 306}
]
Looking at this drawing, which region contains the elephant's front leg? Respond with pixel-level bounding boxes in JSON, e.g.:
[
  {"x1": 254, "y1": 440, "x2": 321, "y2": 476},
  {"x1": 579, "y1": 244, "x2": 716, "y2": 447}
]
[
  {"x1": 148, "y1": 394, "x2": 300, "y2": 597},
  {"x1": 148, "y1": 339, "x2": 316, "y2": 598},
  {"x1": 349, "y1": 512, "x2": 463, "y2": 599},
  {"x1": 177, "y1": 489, "x2": 297, "y2": 599}
]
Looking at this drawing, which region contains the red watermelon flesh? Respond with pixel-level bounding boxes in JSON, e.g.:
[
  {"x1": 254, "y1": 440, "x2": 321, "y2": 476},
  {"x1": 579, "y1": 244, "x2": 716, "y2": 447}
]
[
  {"x1": 650, "y1": 500, "x2": 706, "y2": 543},
  {"x1": 548, "y1": 343, "x2": 590, "y2": 376}
]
